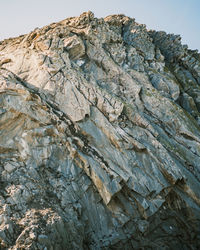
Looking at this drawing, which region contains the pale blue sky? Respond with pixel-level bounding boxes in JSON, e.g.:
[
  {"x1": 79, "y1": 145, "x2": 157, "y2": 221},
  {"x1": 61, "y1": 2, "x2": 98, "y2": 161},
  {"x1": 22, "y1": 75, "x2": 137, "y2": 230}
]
[{"x1": 0, "y1": 0, "x2": 199, "y2": 51}]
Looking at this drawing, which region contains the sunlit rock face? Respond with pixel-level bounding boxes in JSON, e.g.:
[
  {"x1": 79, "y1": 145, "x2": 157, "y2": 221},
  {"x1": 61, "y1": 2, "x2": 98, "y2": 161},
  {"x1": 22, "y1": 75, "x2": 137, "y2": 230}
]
[{"x1": 0, "y1": 11, "x2": 200, "y2": 249}]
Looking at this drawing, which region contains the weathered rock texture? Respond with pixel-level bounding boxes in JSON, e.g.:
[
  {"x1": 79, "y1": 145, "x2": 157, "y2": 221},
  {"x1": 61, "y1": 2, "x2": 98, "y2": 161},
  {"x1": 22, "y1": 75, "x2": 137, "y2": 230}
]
[{"x1": 0, "y1": 11, "x2": 200, "y2": 249}]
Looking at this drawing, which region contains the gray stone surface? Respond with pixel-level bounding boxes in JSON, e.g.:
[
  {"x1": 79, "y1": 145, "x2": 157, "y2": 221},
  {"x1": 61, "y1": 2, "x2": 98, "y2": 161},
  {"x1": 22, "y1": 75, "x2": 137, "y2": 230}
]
[{"x1": 0, "y1": 11, "x2": 200, "y2": 249}]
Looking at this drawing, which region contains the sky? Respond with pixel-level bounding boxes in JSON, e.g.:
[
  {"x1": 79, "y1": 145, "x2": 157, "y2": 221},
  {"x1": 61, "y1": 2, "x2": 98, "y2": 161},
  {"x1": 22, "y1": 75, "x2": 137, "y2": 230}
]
[{"x1": 0, "y1": 0, "x2": 199, "y2": 51}]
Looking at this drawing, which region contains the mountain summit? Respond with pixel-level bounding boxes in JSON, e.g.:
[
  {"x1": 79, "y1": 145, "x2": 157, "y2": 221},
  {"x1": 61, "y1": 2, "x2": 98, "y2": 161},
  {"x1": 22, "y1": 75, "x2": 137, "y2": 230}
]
[{"x1": 0, "y1": 11, "x2": 200, "y2": 249}]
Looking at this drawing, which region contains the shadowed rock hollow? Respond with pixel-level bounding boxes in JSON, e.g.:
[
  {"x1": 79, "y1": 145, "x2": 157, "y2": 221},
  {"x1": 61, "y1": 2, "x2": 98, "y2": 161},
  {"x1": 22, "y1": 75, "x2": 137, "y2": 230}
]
[{"x1": 0, "y1": 11, "x2": 200, "y2": 249}]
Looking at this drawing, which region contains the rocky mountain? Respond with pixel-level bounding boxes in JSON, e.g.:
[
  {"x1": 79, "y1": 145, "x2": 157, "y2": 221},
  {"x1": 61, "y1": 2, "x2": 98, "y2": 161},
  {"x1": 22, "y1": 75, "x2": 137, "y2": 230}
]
[{"x1": 0, "y1": 11, "x2": 200, "y2": 249}]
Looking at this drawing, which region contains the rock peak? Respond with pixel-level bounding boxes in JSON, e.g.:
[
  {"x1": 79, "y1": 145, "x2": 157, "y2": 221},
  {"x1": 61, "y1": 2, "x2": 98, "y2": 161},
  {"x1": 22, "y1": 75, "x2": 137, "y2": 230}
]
[{"x1": 0, "y1": 13, "x2": 200, "y2": 249}]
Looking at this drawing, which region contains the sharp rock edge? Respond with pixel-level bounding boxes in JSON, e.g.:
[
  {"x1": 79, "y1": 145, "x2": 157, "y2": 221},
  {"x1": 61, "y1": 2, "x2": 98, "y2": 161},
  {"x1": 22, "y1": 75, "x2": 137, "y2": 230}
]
[{"x1": 0, "y1": 11, "x2": 200, "y2": 249}]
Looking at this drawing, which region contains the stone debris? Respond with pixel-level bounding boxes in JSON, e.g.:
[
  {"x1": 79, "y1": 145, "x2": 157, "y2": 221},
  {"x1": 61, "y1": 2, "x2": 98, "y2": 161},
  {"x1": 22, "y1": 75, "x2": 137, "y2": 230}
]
[{"x1": 0, "y1": 11, "x2": 200, "y2": 249}]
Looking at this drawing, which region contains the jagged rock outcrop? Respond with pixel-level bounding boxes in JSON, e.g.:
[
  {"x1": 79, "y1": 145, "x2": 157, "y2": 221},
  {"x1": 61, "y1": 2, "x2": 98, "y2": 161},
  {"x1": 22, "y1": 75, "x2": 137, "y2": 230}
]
[{"x1": 0, "y1": 11, "x2": 200, "y2": 249}]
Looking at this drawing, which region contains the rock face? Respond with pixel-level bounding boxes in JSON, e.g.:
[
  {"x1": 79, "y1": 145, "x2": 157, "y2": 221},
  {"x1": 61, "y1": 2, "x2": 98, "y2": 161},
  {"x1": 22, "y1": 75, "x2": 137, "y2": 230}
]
[{"x1": 0, "y1": 11, "x2": 200, "y2": 249}]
